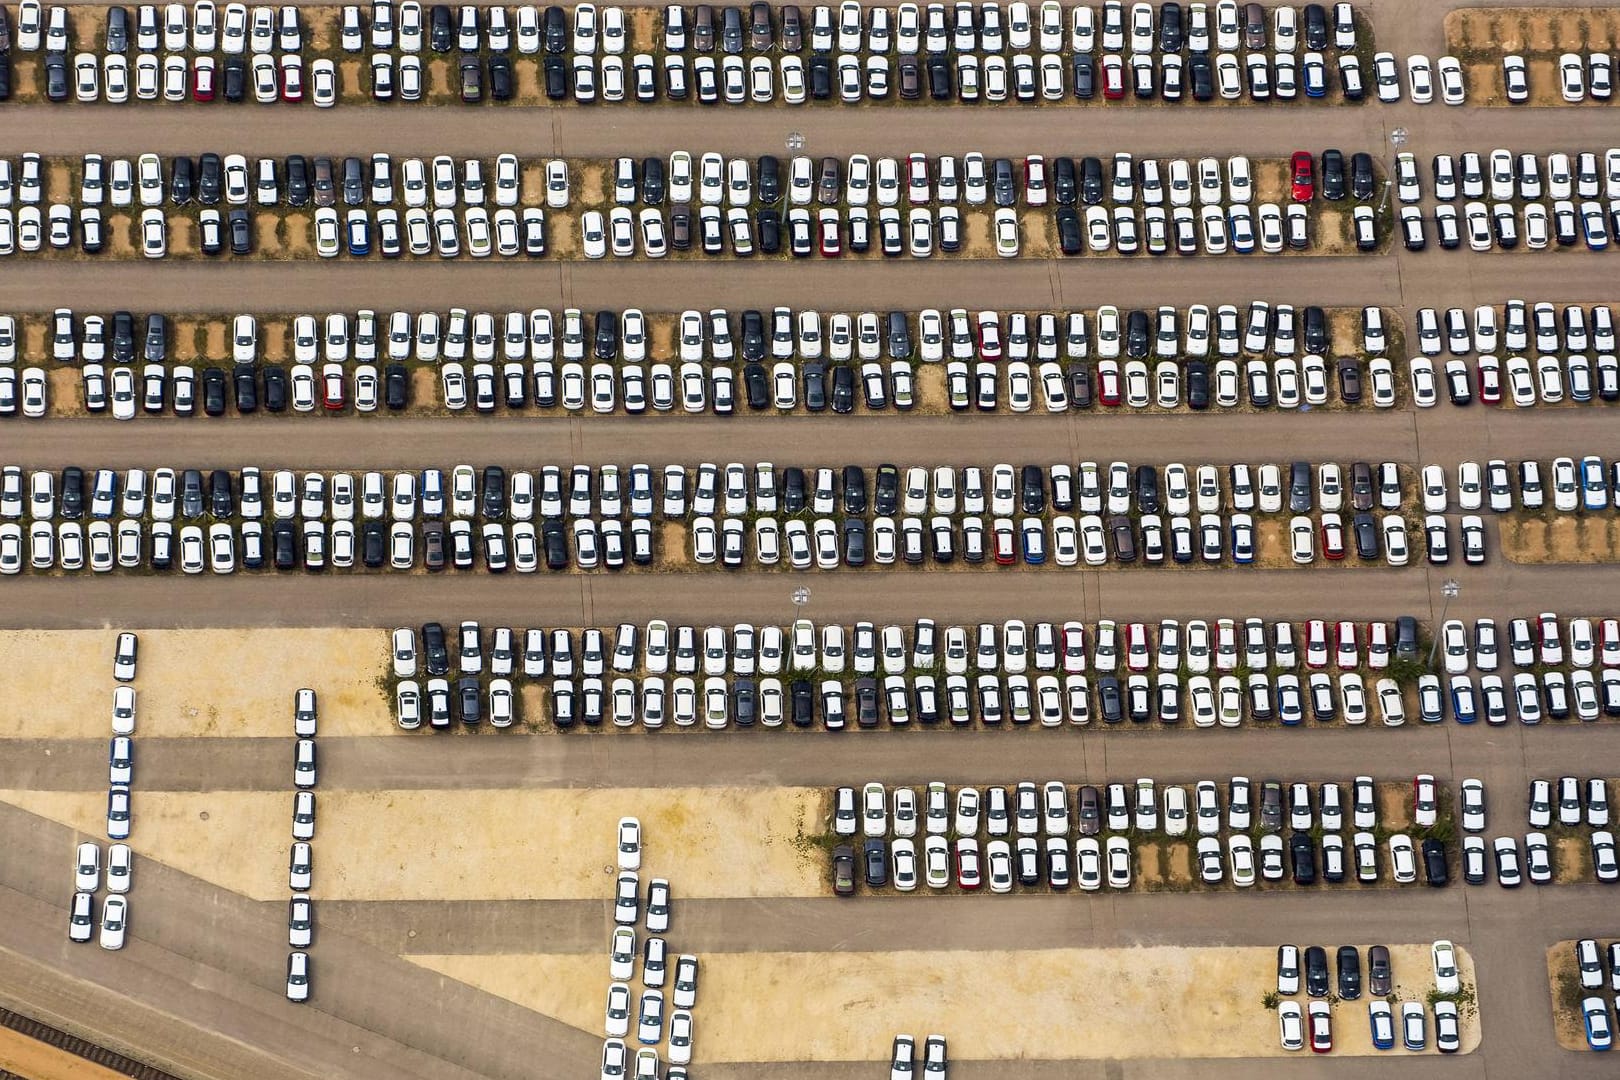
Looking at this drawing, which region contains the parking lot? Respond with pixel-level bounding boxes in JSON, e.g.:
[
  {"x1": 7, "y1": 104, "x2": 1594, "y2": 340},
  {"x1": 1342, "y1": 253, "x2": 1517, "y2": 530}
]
[{"x1": 5, "y1": 0, "x2": 1620, "y2": 1078}]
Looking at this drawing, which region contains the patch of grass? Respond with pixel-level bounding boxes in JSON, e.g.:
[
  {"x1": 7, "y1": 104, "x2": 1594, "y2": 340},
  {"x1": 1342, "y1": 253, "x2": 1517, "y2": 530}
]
[{"x1": 1261, "y1": 990, "x2": 1280, "y2": 1010}]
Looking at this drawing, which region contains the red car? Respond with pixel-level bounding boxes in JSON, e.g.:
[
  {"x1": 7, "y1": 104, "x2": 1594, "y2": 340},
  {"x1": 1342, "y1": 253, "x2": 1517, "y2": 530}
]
[
  {"x1": 279, "y1": 55, "x2": 304, "y2": 102},
  {"x1": 1320, "y1": 515, "x2": 1346, "y2": 560},
  {"x1": 320, "y1": 363, "x2": 345, "y2": 410},
  {"x1": 1101, "y1": 54, "x2": 1125, "y2": 99},
  {"x1": 1336, "y1": 621, "x2": 1360, "y2": 669},
  {"x1": 193, "y1": 56, "x2": 215, "y2": 101},
  {"x1": 955, "y1": 838, "x2": 981, "y2": 890},
  {"x1": 993, "y1": 520, "x2": 1017, "y2": 565},
  {"x1": 817, "y1": 209, "x2": 841, "y2": 257},
  {"x1": 975, "y1": 312, "x2": 1003, "y2": 360},
  {"x1": 1290, "y1": 151, "x2": 1315, "y2": 203},
  {"x1": 1096, "y1": 361, "x2": 1122, "y2": 405}
]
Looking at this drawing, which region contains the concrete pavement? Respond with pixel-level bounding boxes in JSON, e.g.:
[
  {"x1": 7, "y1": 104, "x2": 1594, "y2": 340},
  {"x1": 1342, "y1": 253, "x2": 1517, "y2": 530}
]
[{"x1": 4, "y1": 0, "x2": 1620, "y2": 1076}]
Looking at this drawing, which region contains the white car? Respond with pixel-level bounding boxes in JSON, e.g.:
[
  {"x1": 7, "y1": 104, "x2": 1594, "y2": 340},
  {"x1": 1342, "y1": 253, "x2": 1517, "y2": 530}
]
[
  {"x1": 99, "y1": 895, "x2": 128, "y2": 950},
  {"x1": 1431, "y1": 940, "x2": 1460, "y2": 993},
  {"x1": 616, "y1": 816, "x2": 642, "y2": 871}
]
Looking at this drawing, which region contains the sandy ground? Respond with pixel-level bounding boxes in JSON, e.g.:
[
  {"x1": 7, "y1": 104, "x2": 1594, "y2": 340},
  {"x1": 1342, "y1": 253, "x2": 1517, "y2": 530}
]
[
  {"x1": 1448, "y1": 8, "x2": 1620, "y2": 106},
  {"x1": 1547, "y1": 938, "x2": 1608, "y2": 1050},
  {"x1": 0, "y1": 1024, "x2": 133, "y2": 1080},
  {"x1": 0, "y1": 786, "x2": 825, "y2": 902},
  {"x1": 0, "y1": 629, "x2": 391, "y2": 739},
  {"x1": 411, "y1": 942, "x2": 1476, "y2": 1062},
  {"x1": 1500, "y1": 515, "x2": 1620, "y2": 565}
]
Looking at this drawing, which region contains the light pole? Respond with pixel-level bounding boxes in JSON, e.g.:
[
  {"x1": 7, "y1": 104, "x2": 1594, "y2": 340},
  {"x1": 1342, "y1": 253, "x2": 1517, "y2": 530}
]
[
  {"x1": 786, "y1": 132, "x2": 805, "y2": 152},
  {"x1": 1381, "y1": 128, "x2": 1407, "y2": 215},
  {"x1": 1427, "y1": 579, "x2": 1460, "y2": 668},
  {"x1": 791, "y1": 587, "x2": 811, "y2": 624}
]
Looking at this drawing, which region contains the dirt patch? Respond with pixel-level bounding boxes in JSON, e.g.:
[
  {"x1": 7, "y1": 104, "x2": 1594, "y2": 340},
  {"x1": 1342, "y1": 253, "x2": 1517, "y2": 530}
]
[
  {"x1": 1447, "y1": 8, "x2": 1620, "y2": 105},
  {"x1": 0, "y1": 1022, "x2": 133, "y2": 1080},
  {"x1": 1547, "y1": 939, "x2": 1607, "y2": 1050},
  {"x1": 415, "y1": 943, "x2": 1476, "y2": 1062},
  {"x1": 0, "y1": 629, "x2": 389, "y2": 739},
  {"x1": 0, "y1": 786, "x2": 825, "y2": 901},
  {"x1": 1554, "y1": 835, "x2": 1589, "y2": 883},
  {"x1": 1500, "y1": 514, "x2": 1620, "y2": 565}
]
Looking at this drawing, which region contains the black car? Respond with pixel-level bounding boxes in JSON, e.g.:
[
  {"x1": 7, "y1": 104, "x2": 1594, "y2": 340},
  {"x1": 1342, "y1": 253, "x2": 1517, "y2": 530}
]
[
  {"x1": 198, "y1": 153, "x2": 223, "y2": 205},
  {"x1": 1319, "y1": 149, "x2": 1346, "y2": 201},
  {"x1": 429, "y1": 3, "x2": 453, "y2": 50},
  {"x1": 843, "y1": 518, "x2": 867, "y2": 566},
  {"x1": 362, "y1": 521, "x2": 386, "y2": 567},
  {"x1": 384, "y1": 364, "x2": 409, "y2": 410},
  {"x1": 790, "y1": 679, "x2": 814, "y2": 727},
  {"x1": 643, "y1": 157, "x2": 667, "y2": 204},
  {"x1": 1072, "y1": 53, "x2": 1094, "y2": 98},
  {"x1": 1068, "y1": 362, "x2": 1093, "y2": 408},
  {"x1": 862, "y1": 837, "x2": 888, "y2": 886},
  {"x1": 460, "y1": 56, "x2": 483, "y2": 101},
  {"x1": 803, "y1": 362, "x2": 827, "y2": 411},
  {"x1": 285, "y1": 155, "x2": 310, "y2": 206},
  {"x1": 1336, "y1": 945, "x2": 1362, "y2": 1000},
  {"x1": 743, "y1": 362, "x2": 768, "y2": 409},
  {"x1": 263, "y1": 365, "x2": 288, "y2": 412},
  {"x1": 1304, "y1": 945, "x2": 1330, "y2": 997},
  {"x1": 1352, "y1": 512, "x2": 1379, "y2": 560},
  {"x1": 1056, "y1": 208, "x2": 1082, "y2": 254},
  {"x1": 201, "y1": 367, "x2": 228, "y2": 416},
  {"x1": 1351, "y1": 153, "x2": 1376, "y2": 201},
  {"x1": 1189, "y1": 54, "x2": 1213, "y2": 100},
  {"x1": 422, "y1": 621, "x2": 450, "y2": 675},
  {"x1": 1367, "y1": 945, "x2": 1392, "y2": 995},
  {"x1": 208, "y1": 469, "x2": 234, "y2": 517},
  {"x1": 44, "y1": 52, "x2": 69, "y2": 101},
  {"x1": 1421, "y1": 838, "x2": 1449, "y2": 886},
  {"x1": 233, "y1": 363, "x2": 258, "y2": 412},
  {"x1": 1336, "y1": 358, "x2": 1362, "y2": 403},
  {"x1": 832, "y1": 844, "x2": 855, "y2": 895},
  {"x1": 928, "y1": 55, "x2": 952, "y2": 99},
  {"x1": 543, "y1": 54, "x2": 568, "y2": 98},
  {"x1": 854, "y1": 678, "x2": 879, "y2": 728},
  {"x1": 830, "y1": 365, "x2": 855, "y2": 413},
  {"x1": 58, "y1": 467, "x2": 84, "y2": 519},
  {"x1": 481, "y1": 466, "x2": 507, "y2": 519},
  {"x1": 490, "y1": 55, "x2": 513, "y2": 99},
  {"x1": 272, "y1": 520, "x2": 298, "y2": 569},
  {"x1": 1095, "y1": 680, "x2": 1121, "y2": 722},
  {"x1": 1080, "y1": 156, "x2": 1104, "y2": 204},
  {"x1": 178, "y1": 469, "x2": 203, "y2": 519},
  {"x1": 229, "y1": 210, "x2": 253, "y2": 254},
  {"x1": 222, "y1": 54, "x2": 246, "y2": 100},
  {"x1": 1052, "y1": 156, "x2": 1077, "y2": 205},
  {"x1": 1186, "y1": 360, "x2": 1209, "y2": 409},
  {"x1": 457, "y1": 675, "x2": 481, "y2": 724},
  {"x1": 733, "y1": 678, "x2": 757, "y2": 726},
  {"x1": 1290, "y1": 832, "x2": 1317, "y2": 885},
  {"x1": 143, "y1": 314, "x2": 167, "y2": 361},
  {"x1": 170, "y1": 156, "x2": 194, "y2": 205},
  {"x1": 106, "y1": 6, "x2": 129, "y2": 51}
]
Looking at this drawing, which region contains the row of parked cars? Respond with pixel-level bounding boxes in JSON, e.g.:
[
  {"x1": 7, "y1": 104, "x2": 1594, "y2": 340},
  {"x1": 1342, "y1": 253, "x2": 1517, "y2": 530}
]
[
  {"x1": 1576, "y1": 940, "x2": 1620, "y2": 1051},
  {"x1": 8, "y1": 302, "x2": 1364, "y2": 367},
  {"x1": 66, "y1": 637, "x2": 141, "y2": 952},
  {"x1": 391, "y1": 617, "x2": 1436, "y2": 683},
  {"x1": 603, "y1": 822, "x2": 698, "y2": 1078},
  {"x1": 833, "y1": 775, "x2": 1413, "y2": 840},
  {"x1": 831, "y1": 775, "x2": 1452, "y2": 893},
  {"x1": 0, "y1": 456, "x2": 1510, "y2": 572},
  {"x1": 23, "y1": 150, "x2": 1360, "y2": 216},
  {"x1": 3, "y1": 459, "x2": 1458, "y2": 526},
  {"x1": 15, "y1": 2, "x2": 1379, "y2": 109},
  {"x1": 1276, "y1": 943, "x2": 1462, "y2": 1053}
]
